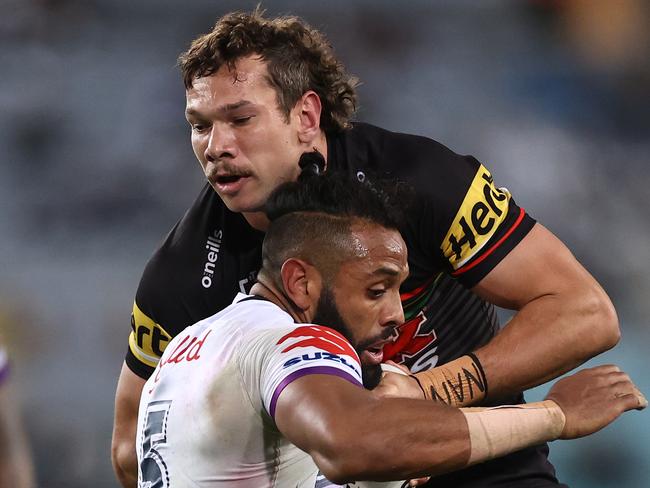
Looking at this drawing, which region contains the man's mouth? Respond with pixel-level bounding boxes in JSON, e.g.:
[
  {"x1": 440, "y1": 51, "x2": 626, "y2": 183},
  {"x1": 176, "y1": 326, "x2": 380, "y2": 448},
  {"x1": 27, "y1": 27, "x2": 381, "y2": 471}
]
[
  {"x1": 210, "y1": 172, "x2": 251, "y2": 194},
  {"x1": 360, "y1": 345, "x2": 384, "y2": 365},
  {"x1": 358, "y1": 329, "x2": 398, "y2": 365},
  {"x1": 215, "y1": 174, "x2": 243, "y2": 184}
]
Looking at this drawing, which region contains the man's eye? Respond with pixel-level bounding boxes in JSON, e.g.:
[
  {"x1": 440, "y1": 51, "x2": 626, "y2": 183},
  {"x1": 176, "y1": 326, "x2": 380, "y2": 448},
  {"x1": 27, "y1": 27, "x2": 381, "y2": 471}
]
[
  {"x1": 191, "y1": 124, "x2": 208, "y2": 133},
  {"x1": 233, "y1": 116, "x2": 253, "y2": 125},
  {"x1": 368, "y1": 289, "x2": 386, "y2": 299}
]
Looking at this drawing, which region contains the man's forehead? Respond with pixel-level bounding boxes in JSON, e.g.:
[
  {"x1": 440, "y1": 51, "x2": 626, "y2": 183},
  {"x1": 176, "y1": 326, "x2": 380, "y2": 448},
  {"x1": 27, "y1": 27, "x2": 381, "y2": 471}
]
[
  {"x1": 185, "y1": 57, "x2": 273, "y2": 112},
  {"x1": 348, "y1": 223, "x2": 408, "y2": 269},
  {"x1": 188, "y1": 56, "x2": 268, "y2": 90}
]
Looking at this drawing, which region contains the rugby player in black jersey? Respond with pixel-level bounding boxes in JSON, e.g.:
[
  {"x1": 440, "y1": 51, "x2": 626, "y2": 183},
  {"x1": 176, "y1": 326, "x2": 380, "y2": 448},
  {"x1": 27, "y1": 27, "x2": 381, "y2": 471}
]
[{"x1": 112, "y1": 9, "x2": 622, "y2": 488}]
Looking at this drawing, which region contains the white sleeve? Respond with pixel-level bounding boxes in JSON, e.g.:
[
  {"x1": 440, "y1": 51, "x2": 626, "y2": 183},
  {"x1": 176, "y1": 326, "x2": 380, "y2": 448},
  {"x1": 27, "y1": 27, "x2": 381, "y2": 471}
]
[{"x1": 255, "y1": 324, "x2": 363, "y2": 420}]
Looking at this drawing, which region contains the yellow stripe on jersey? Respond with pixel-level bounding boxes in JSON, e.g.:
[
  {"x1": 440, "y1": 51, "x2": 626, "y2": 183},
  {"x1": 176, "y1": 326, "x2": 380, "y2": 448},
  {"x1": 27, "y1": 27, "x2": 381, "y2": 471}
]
[
  {"x1": 441, "y1": 165, "x2": 511, "y2": 271},
  {"x1": 129, "y1": 302, "x2": 172, "y2": 368}
]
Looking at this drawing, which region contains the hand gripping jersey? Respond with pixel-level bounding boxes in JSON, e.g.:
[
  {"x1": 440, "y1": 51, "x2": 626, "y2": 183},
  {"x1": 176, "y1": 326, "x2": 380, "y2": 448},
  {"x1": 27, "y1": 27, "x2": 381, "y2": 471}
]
[
  {"x1": 128, "y1": 123, "x2": 564, "y2": 487},
  {"x1": 137, "y1": 294, "x2": 402, "y2": 488}
]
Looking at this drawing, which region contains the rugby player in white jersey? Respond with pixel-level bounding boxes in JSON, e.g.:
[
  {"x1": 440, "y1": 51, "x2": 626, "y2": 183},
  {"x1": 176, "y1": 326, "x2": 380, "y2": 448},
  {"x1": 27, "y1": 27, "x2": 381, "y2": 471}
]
[{"x1": 136, "y1": 171, "x2": 646, "y2": 488}]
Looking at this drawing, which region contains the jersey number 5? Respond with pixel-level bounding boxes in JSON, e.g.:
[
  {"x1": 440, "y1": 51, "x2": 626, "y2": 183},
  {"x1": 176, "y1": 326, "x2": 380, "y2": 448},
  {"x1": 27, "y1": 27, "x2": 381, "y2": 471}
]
[{"x1": 139, "y1": 401, "x2": 172, "y2": 488}]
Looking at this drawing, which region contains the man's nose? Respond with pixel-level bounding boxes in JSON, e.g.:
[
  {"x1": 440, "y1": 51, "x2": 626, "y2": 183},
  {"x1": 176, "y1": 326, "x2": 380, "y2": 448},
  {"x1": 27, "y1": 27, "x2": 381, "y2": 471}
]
[
  {"x1": 205, "y1": 125, "x2": 237, "y2": 162},
  {"x1": 383, "y1": 292, "x2": 405, "y2": 330}
]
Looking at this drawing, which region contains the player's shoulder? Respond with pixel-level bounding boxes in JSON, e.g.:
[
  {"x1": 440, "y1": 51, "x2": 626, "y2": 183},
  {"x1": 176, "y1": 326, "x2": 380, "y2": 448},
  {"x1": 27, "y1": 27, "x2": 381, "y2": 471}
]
[
  {"x1": 347, "y1": 122, "x2": 469, "y2": 169},
  {"x1": 204, "y1": 295, "x2": 295, "y2": 337},
  {"x1": 148, "y1": 183, "x2": 223, "y2": 262},
  {"x1": 136, "y1": 184, "x2": 231, "y2": 298},
  {"x1": 225, "y1": 298, "x2": 356, "y2": 355},
  {"x1": 341, "y1": 122, "x2": 480, "y2": 205}
]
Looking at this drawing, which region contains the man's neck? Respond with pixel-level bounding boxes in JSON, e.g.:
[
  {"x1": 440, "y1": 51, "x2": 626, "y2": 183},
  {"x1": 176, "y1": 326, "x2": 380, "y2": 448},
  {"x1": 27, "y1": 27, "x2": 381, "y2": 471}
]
[
  {"x1": 242, "y1": 211, "x2": 270, "y2": 231},
  {"x1": 249, "y1": 278, "x2": 310, "y2": 324}
]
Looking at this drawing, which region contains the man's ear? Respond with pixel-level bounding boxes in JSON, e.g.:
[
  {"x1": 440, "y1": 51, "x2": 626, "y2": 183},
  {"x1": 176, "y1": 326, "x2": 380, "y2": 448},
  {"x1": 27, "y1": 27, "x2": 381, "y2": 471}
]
[
  {"x1": 294, "y1": 91, "x2": 322, "y2": 144},
  {"x1": 281, "y1": 258, "x2": 322, "y2": 314}
]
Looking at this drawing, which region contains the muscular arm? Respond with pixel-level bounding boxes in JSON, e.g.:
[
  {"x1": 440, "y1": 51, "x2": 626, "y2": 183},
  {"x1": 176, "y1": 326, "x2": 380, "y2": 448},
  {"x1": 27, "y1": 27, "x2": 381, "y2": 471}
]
[
  {"x1": 111, "y1": 362, "x2": 146, "y2": 488},
  {"x1": 276, "y1": 374, "x2": 470, "y2": 484},
  {"x1": 472, "y1": 223, "x2": 619, "y2": 398},
  {"x1": 276, "y1": 366, "x2": 642, "y2": 484},
  {"x1": 386, "y1": 224, "x2": 619, "y2": 405}
]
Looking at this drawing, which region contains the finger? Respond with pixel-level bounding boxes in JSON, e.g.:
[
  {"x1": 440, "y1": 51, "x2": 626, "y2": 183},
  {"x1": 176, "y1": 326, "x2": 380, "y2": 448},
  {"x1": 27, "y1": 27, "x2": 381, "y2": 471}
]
[
  {"x1": 588, "y1": 364, "x2": 621, "y2": 375},
  {"x1": 633, "y1": 388, "x2": 648, "y2": 410},
  {"x1": 604, "y1": 370, "x2": 631, "y2": 381},
  {"x1": 608, "y1": 377, "x2": 636, "y2": 391},
  {"x1": 616, "y1": 391, "x2": 648, "y2": 412}
]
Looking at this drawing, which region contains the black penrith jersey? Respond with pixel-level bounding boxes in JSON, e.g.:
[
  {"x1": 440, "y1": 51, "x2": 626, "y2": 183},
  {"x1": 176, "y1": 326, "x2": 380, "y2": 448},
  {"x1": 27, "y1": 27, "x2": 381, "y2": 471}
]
[{"x1": 126, "y1": 122, "x2": 565, "y2": 487}]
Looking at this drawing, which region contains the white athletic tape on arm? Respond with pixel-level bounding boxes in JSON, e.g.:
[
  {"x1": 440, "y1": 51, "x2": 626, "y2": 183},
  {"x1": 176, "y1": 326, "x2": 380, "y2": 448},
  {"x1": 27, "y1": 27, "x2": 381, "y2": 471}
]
[
  {"x1": 380, "y1": 363, "x2": 409, "y2": 375},
  {"x1": 461, "y1": 400, "x2": 566, "y2": 465}
]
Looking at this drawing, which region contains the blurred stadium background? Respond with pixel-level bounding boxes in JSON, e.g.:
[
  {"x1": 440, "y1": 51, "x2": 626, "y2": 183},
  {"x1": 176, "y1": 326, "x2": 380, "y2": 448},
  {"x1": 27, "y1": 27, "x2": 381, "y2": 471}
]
[{"x1": 1, "y1": 0, "x2": 648, "y2": 486}]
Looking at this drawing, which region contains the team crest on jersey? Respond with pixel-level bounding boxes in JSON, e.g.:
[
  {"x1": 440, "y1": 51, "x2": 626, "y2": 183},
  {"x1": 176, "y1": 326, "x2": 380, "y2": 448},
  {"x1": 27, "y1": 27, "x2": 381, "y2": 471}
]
[
  {"x1": 441, "y1": 165, "x2": 510, "y2": 272},
  {"x1": 383, "y1": 310, "x2": 438, "y2": 371}
]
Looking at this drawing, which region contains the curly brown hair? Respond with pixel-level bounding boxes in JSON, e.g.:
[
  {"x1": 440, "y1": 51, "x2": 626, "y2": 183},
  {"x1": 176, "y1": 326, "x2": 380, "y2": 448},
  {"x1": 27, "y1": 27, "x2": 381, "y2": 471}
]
[{"x1": 178, "y1": 8, "x2": 359, "y2": 132}]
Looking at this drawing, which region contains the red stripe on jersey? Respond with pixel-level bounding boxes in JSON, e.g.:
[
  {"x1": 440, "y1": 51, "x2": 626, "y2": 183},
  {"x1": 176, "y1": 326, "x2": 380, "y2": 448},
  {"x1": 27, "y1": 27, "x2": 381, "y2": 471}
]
[
  {"x1": 400, "y1": 275, "x2": 436, "y2": 301},
  {"x1": 277, "y1": 325, "x2": 357, "y2": 360},
  {"x1": 452, "y1": 208, "x2": 526, "y2": 277}
]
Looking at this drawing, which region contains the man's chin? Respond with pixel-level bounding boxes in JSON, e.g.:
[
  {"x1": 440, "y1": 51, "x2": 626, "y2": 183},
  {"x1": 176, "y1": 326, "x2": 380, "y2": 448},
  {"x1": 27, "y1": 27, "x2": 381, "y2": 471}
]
[{"x1": 220, "y1": 198, "x2": 263, "y2": 214}]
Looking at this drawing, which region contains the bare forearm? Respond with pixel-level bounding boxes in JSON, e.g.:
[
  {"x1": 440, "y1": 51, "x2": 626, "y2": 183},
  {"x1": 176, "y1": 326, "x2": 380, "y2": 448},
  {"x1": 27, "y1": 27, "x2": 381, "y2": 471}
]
[
  {"x1": 112, "y1": 442, "x2": 138, "y2": 488},
  {"x1": 476, "y1": 284, "x2": 619, "y2": 398},
  {"x1": 305, "y1": 394, "x2": 568, "y2": 484},
  {"x1": 469, "y1": 223, "x2": 620, "y2": 400},
  {"x1": 112, "y1": 362, "x2": 145, "y2": 488},
  {"x1": 311, "y1": 396, "x2": 472, "y2": 483}
]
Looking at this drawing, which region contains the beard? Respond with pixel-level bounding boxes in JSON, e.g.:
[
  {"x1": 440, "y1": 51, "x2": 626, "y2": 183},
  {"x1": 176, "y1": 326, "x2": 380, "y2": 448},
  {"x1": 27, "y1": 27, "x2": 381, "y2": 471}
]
[
  {"x1": 360, "y1": 363, "x2": 383, "y2": 390},
  {"x1": 312, "y1": 285, "x2": 383, "y2": 390}
]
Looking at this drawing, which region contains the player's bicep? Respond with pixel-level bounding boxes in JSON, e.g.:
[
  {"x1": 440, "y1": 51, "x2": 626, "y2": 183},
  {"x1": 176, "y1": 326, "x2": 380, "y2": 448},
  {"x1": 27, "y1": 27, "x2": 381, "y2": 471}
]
[
  {"x1": 274, "y1": 374, "x2": 371, "y2": 464},
  {"x1": 472, "y1": 223, "x2": 594, "y2": 309}
]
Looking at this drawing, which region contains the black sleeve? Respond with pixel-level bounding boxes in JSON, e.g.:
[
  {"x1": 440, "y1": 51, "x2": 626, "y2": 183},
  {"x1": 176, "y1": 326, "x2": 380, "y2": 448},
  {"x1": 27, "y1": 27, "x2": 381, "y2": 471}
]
[
  {"x1": 125, "y1": 243, "x2": 177, "y2": 380},
  {"x1": 357, "y1": 126, "x2": 536, "y2": 288},
  {"x1": 408, "y1": 143, "x2": 536, "y2": 288}
]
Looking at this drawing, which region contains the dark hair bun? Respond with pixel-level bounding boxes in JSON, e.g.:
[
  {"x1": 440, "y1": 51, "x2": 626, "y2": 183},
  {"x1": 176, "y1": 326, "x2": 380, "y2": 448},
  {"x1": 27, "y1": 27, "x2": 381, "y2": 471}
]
[{"x1": 298, "y1": 151, "x2": 326, "y2": 180}]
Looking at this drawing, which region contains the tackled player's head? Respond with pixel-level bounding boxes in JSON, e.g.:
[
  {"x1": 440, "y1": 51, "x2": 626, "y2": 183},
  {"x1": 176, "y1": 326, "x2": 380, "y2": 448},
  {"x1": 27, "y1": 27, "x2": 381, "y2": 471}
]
[{"x1": 262, "y1": 169, "x2": 409, "y2": 388}]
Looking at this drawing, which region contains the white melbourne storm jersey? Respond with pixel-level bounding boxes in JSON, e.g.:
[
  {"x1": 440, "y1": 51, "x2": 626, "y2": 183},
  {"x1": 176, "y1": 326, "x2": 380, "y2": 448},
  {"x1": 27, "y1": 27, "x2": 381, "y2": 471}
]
[{"x1": 137, "y1": 294, "x2": 403, "y2": 488}]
